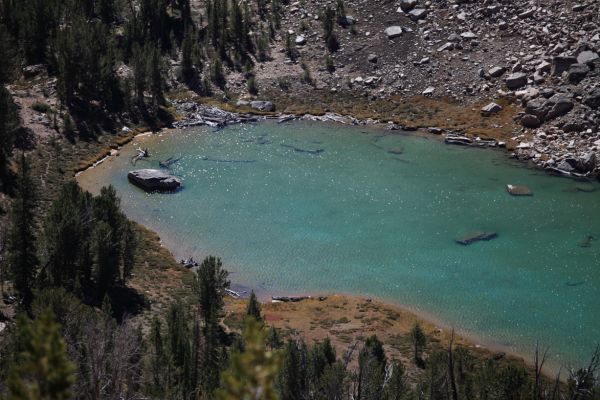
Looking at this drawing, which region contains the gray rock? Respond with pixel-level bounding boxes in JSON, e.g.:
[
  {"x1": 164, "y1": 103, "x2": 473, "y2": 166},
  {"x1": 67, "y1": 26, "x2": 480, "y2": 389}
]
[
  {"x1": 551, "y1": 56, "x2": 577, "y2": 76},
  {"x1": 384, "y1": 26, "x2": 403, "y2": 39},
  {"x1": 23, "y1": 64, "x2": 46, "y2": 78},
  {"x1": 400, "y1": 0, "x2": 418, "y2": 12},
  {"x1": 437, "y1": 42, "x2": 454, "y2": 52},
  {"x1": 556, "y1": 160, "x2": 575, "y2": 173},
  {"x1": 128, "y1": 169, "x2": 181, "y2": 191},
  {"x1": 481, "y1": 102, "x2": 502, "y2": 116},
  {"x1": 460, "y1": 31, "x2": 478, "y2": 40},
  {"x1": 422, "y1": 86, "x2": 435, "y2": 96},
  {"x1": 368, "y1": 53, "x2": 378, "y2": 63},
  {"x1": 505, "y1": 73, "x2": 528, "y2": 90},
  {"x1": 295, "y1": 35, "x2": 306, "y2": 46},
  {"x1": 448, "y1": 33, "x2": 461, "y2": 43},
  {"x1": 536, "y1": 60, "x2": 551, "y2": 73},
  {"x1": 540, "y1": 88, "x2": 555, "y2": 98},
  {"x1": 250, "y1": 101, "x2": 275, "y2": 112},
  {"x1": 577, "y1": 51, "x2": 599, "y2": 65},
  {"x1": 518, "y1": 9, "x2": 535, "y2": 19},
  {"x1": 579, "y1": 153, "x2": 597, "y2": 172},
  {"x1": 568, "y1": 63, "x2": 590, "y2": 83},
  {"x1": 584, "y1": 88, "x2": 600, "y2": 109},
  {"x1": 521, "y1": 114, "x2": 541, "y2": 128},
  {"x1": 546, "y1": 95, "x2": 574, "y2": 119},
  {"x1": 488, "y1": 66, "x2": 506, "y2": 78},
  {"x1": 526, "y1": 97, "x2": 550, "y2": 119},
  {"x1": 408, "y1": 8, "x2": 427, "y2": 21}
]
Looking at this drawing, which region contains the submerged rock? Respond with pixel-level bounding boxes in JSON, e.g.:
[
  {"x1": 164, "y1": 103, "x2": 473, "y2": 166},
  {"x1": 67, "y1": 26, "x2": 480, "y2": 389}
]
[
  {"x1": 455, "y1": 231, "x2": 498, "y2": 245},
  {"x1": 128, "y1": 169, "x2": 181, "y2": 191},
  {"x1": 506, "y1": 184, "x2": 533, "y2": 196}
]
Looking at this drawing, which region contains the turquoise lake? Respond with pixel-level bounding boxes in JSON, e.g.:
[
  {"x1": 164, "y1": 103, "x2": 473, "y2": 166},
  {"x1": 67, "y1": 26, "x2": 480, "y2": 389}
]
[{"x1": 78, "y1": 121, "x2": 600, "y2": 369}]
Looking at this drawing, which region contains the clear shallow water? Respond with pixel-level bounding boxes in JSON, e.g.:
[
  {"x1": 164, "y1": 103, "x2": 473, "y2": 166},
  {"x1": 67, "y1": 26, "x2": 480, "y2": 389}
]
[{"x1": 79, "y1": 121, "x2": 600, "y2": 369}]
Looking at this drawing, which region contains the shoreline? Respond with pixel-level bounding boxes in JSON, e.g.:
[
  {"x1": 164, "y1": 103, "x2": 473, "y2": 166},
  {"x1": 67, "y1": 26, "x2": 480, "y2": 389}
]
[{"x1": 75, "y1": 110, "x2": 585, "y2": 378}]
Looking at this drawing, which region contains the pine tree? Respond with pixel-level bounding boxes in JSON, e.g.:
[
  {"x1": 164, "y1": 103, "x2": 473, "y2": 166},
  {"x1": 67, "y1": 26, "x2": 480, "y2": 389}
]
[
  {"x1": 8, "y1": 153, "x2": 38, "y2": 308},
  {"x1": 336, "y1": 0, "x2": 347, "y2": 27},
  {"x1": 0, "y1": 85, "x2": 18, "y2": 186},
  {"x1": 122, "y1": 221, "x2": 137, "y2": 281},
  {"x1": 278, "y1": 340, "x2": 307, "y2": 400},
  {"x1": 410, "y1": 322, "x2": 426, "y2": 363},
  {"x1": 181, "y1": 25, "x2": 196, "y2": 85},
  {"x1": 43, "y1": 182, "x2": 93, "y2": 291},
  {"x1": 357, "y1": 335, "x2": 386, "y2": 400},
  {"x1": 196, "y1": 255, "x2": 230, "y2": 394},
  {"x1": 383, "y1": 360, "x2": 407, "y2": 400},
  {"x1": 321, "y1": 7, "x2": 339, "y2": 52},
  {"x1": 7, "y1": 311, "x2": 75, "y2": 400},
  {"x1": 245, "y1": 291, "x2": 262, "y2": 322}
]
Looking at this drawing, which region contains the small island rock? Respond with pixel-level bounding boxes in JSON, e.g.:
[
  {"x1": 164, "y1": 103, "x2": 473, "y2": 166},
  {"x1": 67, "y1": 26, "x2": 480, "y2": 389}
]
[{"x1": 128, "y1": 169, "x2": 181, "y2": 191}]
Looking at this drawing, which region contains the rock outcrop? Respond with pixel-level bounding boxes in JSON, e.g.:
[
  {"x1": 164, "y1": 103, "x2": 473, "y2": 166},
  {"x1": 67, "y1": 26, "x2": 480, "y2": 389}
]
[{"x1": 128, "y1": 169, "x2": 181, "y2": 191}]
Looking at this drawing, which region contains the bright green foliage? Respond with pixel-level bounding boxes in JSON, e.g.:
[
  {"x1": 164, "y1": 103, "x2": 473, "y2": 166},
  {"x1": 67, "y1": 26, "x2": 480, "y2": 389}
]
[
  {"x1": 410, "y1": 322, "x2": 426, "y2": 362},
  {"x1": 245, "y1": 290, "x2": 262, "y2": 322},
  {"x1": 217, "y1": 318, "x2": 282, "y2": 400},
  {"x1": 6, "y1": 311, "x2": 75, "y2": 400},
  {"x1": 8, "y1": 153, "x2": 38, "y2": 308}
]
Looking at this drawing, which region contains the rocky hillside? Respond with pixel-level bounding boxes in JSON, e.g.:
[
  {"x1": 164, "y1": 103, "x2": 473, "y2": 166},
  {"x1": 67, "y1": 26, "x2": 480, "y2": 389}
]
[{"x1": 207, "y1": 0, "x2": 599, "y2": 177}]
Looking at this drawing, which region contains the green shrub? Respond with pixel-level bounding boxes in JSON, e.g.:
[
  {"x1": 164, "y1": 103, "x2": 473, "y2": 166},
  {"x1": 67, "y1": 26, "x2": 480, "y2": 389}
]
[{"x1": 31, "y1": 101, "x2": 51, "y2": 113}]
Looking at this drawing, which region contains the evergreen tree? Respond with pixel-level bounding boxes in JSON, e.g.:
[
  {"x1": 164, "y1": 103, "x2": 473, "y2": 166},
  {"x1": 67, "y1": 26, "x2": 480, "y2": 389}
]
[
  {"x1": 6, "y1": 311, "x2": 75, "y2": 400},
  {"x1": 317, "y1": 361, "x2": 348, "y2": 400},
  {"x1": 0, "y1": 85, "x2": 18, "y2": 186},
  {"x1": 196, "y1": 255, "x2": 230, "y2": 394},
  {"x1": 321, "y1": 7, "x2": 339, "y2": 52},
  {"x1": 277, "y1": 340, "x2": 308, "y2": 400},
  {"x1": 336, "y1": 0, "x2": 347, "y2": 27},
  {"x1": 245, "y1": 290, "x2": 262, "y2": 322},
  {"x1": 383, "y1": 360, "x2": 407, "y2": 400},
  {"x1": 43, "y1": 182, "x2": 93, "y2": 291},
  {"x1": 0, "y1": 25, "x2": 17, "y2": 83},
  {"x1": 357, "y1": 335, "x2": 386, "y2": 400},
  {"x1": 410, "y1": 322, "x2": 426, "y2": 363},
  {"x1": 8, "y1": 153, "x2": 38, "y2": 308},
  {"x1": 181, "y1": 25, "x2": 196, "y2": 85},
  {"x1": 266, "y1": 326, "x2": 283, "y2": 350}
]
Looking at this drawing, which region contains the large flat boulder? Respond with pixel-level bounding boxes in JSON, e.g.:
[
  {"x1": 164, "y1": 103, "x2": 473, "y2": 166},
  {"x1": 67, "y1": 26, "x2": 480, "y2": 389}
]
[{"x1": 128, "y1": 169, "x2": 181, "y2": 191}]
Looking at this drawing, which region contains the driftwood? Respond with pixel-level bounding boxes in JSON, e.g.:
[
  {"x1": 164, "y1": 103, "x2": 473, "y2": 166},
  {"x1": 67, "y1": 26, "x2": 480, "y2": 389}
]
[
  {"x1": 455, "y1": 231, "x2": 497, "y2": 245},
  {"x1": 173, "y1": 102, "x2": 258, "y2": 129}
]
